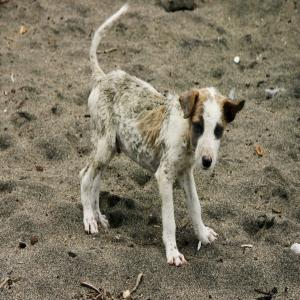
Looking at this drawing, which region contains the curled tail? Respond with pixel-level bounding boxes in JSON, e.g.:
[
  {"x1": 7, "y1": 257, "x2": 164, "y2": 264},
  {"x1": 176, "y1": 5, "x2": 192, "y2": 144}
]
[{"x1": 90, "y1": 4, "x2": 129, "y2": 78}]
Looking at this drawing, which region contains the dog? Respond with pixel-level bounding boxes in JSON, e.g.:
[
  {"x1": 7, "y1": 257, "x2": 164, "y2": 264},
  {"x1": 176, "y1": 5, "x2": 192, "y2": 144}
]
[{"x1": 80, "y1": 4, "x2": 245, "y2": 266}]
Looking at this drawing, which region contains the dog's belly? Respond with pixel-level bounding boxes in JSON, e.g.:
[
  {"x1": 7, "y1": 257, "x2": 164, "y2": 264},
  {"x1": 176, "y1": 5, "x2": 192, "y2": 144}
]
[{"x1": 116, "y1": 121, "x2": 161, "y2": 173}]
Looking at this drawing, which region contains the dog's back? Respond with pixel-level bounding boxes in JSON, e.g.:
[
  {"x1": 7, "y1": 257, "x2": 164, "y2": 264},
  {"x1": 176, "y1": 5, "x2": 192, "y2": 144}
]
[{"x1": 89, "y1": 69, "x2": 167, "y2": 171}]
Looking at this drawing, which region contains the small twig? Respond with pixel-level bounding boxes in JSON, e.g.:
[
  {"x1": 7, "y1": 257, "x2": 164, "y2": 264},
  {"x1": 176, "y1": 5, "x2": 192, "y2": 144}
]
[
  {"x1": 95, "y1": 294, "x2": 104, "y2": 300},
  {"x1": 80, "y1": 281, "x2": 101, "y2": 295},
  {"x1": 131, "y1": 272, "x2": 143, "y2": 294},
  {"x1": 0, "y1": 277, "x2": 10, "y2": 289},
  {"x1": 16, "y1": 99, "x2": 27, "y2": 109},
  {"x1": 241, "y1": 244, "x2": 253, "y2": 248},
  {"x1": 122, "y1": 273, "x2": 143, "y2": 299},
  {"x1": 97, "y1": 47, "x2": 118, "y2": 54},
  {"x1": 254, "y1": 289, "x2": 272, "y2": 295},
  {"x1": 104, "y1": 48, "x2": 118, "y2": 54}
]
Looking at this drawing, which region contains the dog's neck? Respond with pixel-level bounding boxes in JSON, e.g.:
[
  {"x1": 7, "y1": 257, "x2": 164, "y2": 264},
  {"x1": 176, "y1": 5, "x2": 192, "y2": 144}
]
[{"x1": 162, "y1": 94, "x2": 196, "y2": 162}]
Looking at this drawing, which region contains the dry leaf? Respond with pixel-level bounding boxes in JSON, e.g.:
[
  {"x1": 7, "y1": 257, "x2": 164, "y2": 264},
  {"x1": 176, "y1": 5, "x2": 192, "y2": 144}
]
[
  {"x1": 19, "y1": 25, "x2": 28, "y2": 35},
  {"x1": 272, "y1": 208, "x2": 282, "y2": 214},
  {"x1": 255, "y1": 144, "x2": 264, "y2": 156},
  {"x1": 35, "y1": 165, "x2": 44, "y2": 172}
]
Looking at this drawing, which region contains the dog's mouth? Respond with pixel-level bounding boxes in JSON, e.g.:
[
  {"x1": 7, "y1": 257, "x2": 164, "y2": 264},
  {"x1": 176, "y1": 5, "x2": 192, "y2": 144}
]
[
  {"x1": 202, "y1": 165, "x2": 210, "y2": 170},
  {"x1": 197, "y1": 161, "x2": 209, "y2": 170}
]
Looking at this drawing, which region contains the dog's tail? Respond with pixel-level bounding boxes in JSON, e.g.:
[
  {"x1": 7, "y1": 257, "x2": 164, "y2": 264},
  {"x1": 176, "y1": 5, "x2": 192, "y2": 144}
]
[{"x1": 90, "y1": 4, "x2": 129, "y2": 78}]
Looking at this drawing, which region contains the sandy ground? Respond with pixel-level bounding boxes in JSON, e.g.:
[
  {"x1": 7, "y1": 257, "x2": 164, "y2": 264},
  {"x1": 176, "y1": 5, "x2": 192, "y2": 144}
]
[{"x1": 0, "y1": 0, "x2": 299, "y2": 299}]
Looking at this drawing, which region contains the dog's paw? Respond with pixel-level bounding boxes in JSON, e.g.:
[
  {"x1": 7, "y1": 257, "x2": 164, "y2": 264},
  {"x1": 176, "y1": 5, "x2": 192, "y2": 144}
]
[
  {"x1": 166, "y1": 249, "x2": 187, "y2": 267},
  {"x1": 84, "y1": 212, "x2": 99, "y2": 234},
  {"x1": 198, "y1": 226, "x2": 218, "y2": 246},
  {"x1": 95, "y1": 211, "x2": 109, "y2": 228}
]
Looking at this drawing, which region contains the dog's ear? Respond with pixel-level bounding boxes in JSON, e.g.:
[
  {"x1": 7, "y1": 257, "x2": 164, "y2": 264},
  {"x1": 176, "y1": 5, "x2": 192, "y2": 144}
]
[
  {"x1": 179, "y1": 90, "x2": 199, "y2": 119},
  {"x1": 223, "y1": 99, "x2": 245, "y2": 123}
]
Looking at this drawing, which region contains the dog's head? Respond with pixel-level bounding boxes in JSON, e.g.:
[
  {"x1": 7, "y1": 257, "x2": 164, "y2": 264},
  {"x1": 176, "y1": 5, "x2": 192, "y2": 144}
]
[{"x1": 179, "y1": 87, "x2": 244, "y2": 170}]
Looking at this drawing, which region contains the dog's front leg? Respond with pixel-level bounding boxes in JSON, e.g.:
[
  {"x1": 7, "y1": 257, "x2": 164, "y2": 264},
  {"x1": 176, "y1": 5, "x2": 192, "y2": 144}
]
[
  {"x1": 179, "y1": 168, "x2": 218, "y2": 248},
  {"x1": 155, "y1": 163, "x2": 187, "y2": 267}
]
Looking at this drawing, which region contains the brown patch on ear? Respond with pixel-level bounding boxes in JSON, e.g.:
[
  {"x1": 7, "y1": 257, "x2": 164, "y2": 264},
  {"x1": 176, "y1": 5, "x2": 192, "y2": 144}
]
[
  {"x1": 179, "y1": 90, "x2": 199, "y2": 119},
  {"x1": 223, "y1": 99, "x2": 245, "y2": 123},
  {"x1": 137, "y1": 106, "x2": 167, "y2": 149}
]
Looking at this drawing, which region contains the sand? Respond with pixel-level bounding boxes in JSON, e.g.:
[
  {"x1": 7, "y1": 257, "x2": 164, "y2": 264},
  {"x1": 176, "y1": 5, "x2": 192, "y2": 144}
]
[{"x1": 0, "y1": 0, "x2": 299, "y2": 299}]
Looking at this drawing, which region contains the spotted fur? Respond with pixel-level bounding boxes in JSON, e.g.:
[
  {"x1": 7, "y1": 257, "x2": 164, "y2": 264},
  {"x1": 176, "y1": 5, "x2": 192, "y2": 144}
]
[
  {"x1": 137, "y1": 106, "x2": 167, "y2": 150},
  {"x1": 80, "y1": 4, "x2": 244, "y2": 267}
]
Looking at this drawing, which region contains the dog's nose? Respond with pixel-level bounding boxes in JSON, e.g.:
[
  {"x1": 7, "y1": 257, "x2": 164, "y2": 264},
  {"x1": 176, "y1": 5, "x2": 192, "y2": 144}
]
[{"x1": 202, "y1": 156, "x2": 212, "y2": 169}]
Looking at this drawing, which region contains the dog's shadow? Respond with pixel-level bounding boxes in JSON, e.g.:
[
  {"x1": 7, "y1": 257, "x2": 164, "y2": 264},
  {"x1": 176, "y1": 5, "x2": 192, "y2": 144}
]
[
  {"x1": 99, "y1": 191, "x2": 201, "y2": 254},
  {"x1": 99, "y1": 191, "x2": 162, "y2": 246},
  {"x1": 99, "y1": 191, "x2": 137, "y2": 227}
]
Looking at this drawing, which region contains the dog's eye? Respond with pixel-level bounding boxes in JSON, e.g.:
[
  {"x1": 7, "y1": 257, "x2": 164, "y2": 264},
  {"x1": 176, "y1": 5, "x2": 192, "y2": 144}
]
[
  {"x1": 192, "y1": 120, "x2": 204, "y2": 136},
  {"x1": 191, "y1": 118, "x2": 204, "y2": 149},
  {"x1": 214, "y1": 123, "x2": 224, "y2": 139}
]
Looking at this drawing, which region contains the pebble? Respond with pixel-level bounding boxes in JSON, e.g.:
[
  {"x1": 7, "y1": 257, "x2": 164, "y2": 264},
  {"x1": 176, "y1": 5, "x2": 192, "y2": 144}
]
[
  {"x1": 51, "y1": 104, "x2": 58, "y2": 114},
  {"x1": 265, "y1": 87, "x2": 280, "y2": 99},
  {"x1": 19, "y1": 241, "x2": 27, "y2": 249},
  {"x1": 68, "y1": 251, "x2": 77, "y2": 258},
  {"x1": 290, "y1": 243, "x2": 300, "y2": 255},
  {"x1": 122, "y1": 290, "x2": 131, "y2": 299},
  {"x1": 234, "y1": 56, "x2": 240, "y2": 64}
]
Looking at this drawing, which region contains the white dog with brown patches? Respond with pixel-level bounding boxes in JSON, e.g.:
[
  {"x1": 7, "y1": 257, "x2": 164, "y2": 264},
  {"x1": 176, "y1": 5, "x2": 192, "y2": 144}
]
[{"x1": 80, "y1": 4, "x2": 245, "y2": 266}]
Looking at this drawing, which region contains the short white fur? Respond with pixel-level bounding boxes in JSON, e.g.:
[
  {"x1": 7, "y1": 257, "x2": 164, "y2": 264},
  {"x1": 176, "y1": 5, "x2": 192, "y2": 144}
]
[
  {"x1": 196, "y1": 97, "x2": 222, "y2": 169},
  {"x1": 77, "y1": 4, "x2": 244, "y2": 267}
]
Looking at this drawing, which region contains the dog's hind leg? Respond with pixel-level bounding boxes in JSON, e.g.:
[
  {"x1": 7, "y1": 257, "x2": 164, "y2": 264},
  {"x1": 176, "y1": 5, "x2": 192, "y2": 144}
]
[{"x1": 80, "y1": 137, "x2": 115, "y2": 234}]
